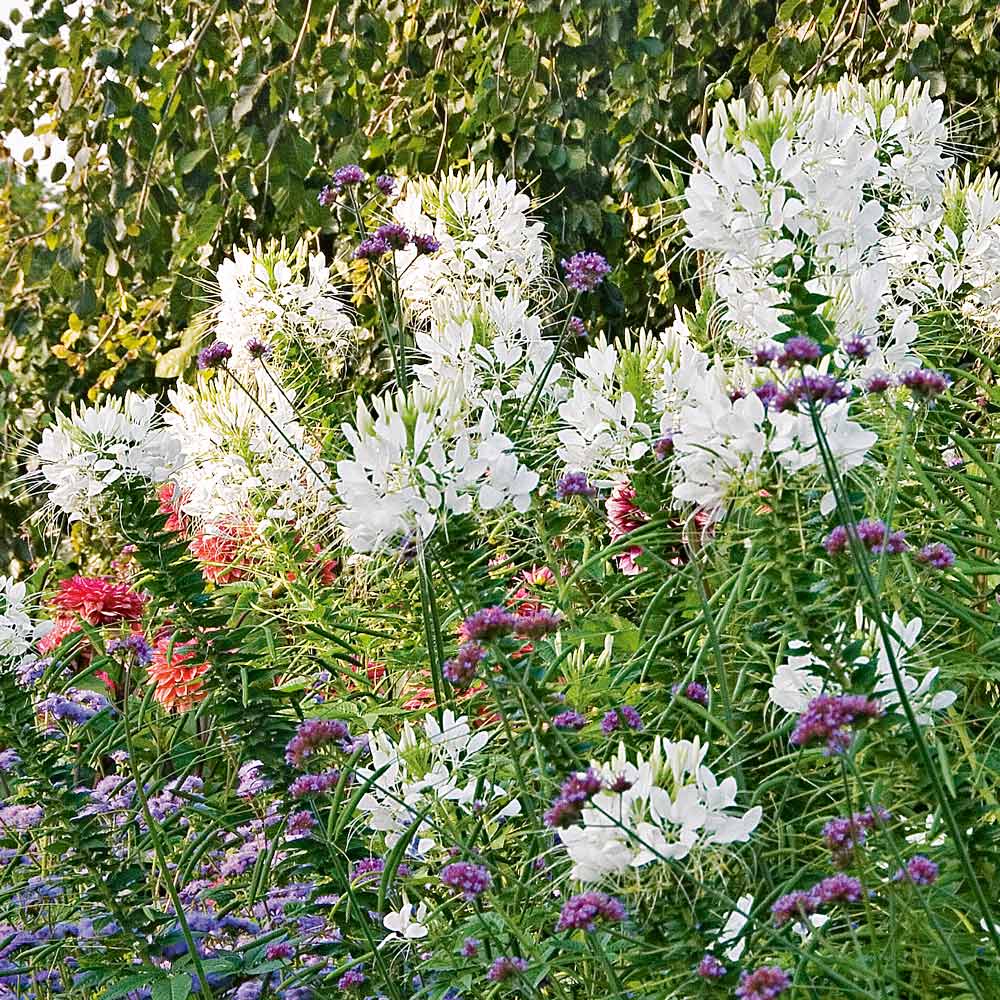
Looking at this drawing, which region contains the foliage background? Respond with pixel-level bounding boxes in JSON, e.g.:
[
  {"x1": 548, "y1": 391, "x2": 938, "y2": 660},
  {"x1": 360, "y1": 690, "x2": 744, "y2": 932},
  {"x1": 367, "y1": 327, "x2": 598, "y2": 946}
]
[{"x1": 2, "y1": 0, "x2": 1000, "y2": 571}]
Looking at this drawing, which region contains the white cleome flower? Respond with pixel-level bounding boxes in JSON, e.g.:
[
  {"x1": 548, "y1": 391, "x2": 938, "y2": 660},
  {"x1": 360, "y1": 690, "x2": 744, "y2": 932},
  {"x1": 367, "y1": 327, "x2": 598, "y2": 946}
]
[
  {"x1": 393, "y1": 165, "x2": 547, "y2": 312},
  {"x1": 36, "y1": 393, "x2": 185, "y2": 522},
  {"x1": 768, "y1": 652, "x2": 827, "y2": 714},
  {"x1": 0, "y1": 577, "x2": 51, "y2": 662},
  {"x1": 382, "y1": 895, "x2": 430, "y2": 940},
  {"x1": 335, "y1": 385, "x2": 538, "y2": 553},
  {"x1": 559, "y1": 738, "x2": 762, "y2": 883}
]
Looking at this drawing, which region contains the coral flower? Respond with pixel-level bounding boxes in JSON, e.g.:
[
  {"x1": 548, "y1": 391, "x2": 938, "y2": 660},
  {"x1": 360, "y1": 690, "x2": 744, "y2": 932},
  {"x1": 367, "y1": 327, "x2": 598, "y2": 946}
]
[
  {"x1": 36, "y1": 615, "x2": 83, "y2": 655},
  {"x1": 148, "y1": 636, "x2": 211, "y2": 712},
  {"x1": 190, "y1": 520, "x2": 253, "y2": 584},
  {"x1": 51, "y1": 576, "x2": 146, "y2": 625},
  {"x1": 157, "y1": 482, "x2": 192, "y2": 534}
]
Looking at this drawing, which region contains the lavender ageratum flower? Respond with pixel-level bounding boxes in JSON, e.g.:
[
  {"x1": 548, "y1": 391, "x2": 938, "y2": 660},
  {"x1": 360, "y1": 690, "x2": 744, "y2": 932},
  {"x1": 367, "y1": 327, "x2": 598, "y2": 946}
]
[
  {"x1": 237, "y1": 760, "x2": 271, "y2": 799},
  {"x1": 544, "y1": 768, "x2": 603, "y2": 828},
  {"x1": 440, "y1": 862, "x2": 492, "y2": 901},
  {"x1": 697, "y1": 954, "x2": 727, "y2": 980},
  {"x1": 894, "y1": 855, "x2": 939, "y2": 885},
  {"x1": 353, "y1": 236, "x2": 390, "y2": 261},
  {"x1": 412, "y1": 233, "x2": 441, "y2": 255},
  {"x1": 901, "y1": 368, "x2": 950, "y2": 400},
  {"x1": 778, "y1": 335, "x2": 821, "y2": 367},
  {"x1": 375, "y1": 174, "x2": 395, "y2": 195},
  {"x1": 486, "y1": 956, "x2": 528, "y2": 983},
  {"x1": 106, "y1": 634, "x2": 152, "y2": 667},
  {"x1": 0, "y1": 750, "x2": 21, "y2": 774},
  {"x1": 790, "y1": 694, "x2": 883, "y2": 755},
  {"x1": 736, "y1": 966, "x2": 791, "y2": 1000},
  {"x1": 552, "y1": 710, "x2": 587, "y2": 731},
  {"x1": 197, "y1": 340, "x2": 232, "y2": 370},
  {"x1": 333, "y1": 164, "x2": 366, "y2": 188},
  {"x1": 771, "y1": 890, "x2": 816, "y2": 927},
  {"x1": 560, "y1": 252, "x2": 611, "y2": 293},
  {"x1": 917, "y1": 542, "x2": 955, "y2": 570},
  {"x1": 555, "y1": 891, "x2": 626, "y2": 932},
  {"x1": 285, "y1": 719, "x2": 351, "y2": 768},
  {"x1": 374, "y1": 223, "x2": 412, "y2": 250},
  {"x1": 461, "y1": 937, "x2": 480, "y2": 957},
  {"x1": 514, "y1": 609, "x2": 562, "y2": 638},
  {"x1": 461, "y1": 606, "x2": 517, "y2": 642},
  {"x1": 555, "y1": 471, "x2": 596, "y2": 499},
  {"x1": 864, "y1": 371, "x2": 894, "y2": 394},
  {"x1": 442, "y1": 643, "x2": 486, "y2": 688},
  {"x1": 337, "y1": 967, "x2": 366, "y2": 990},
  {"x1": 673, "y1": 681, "x2": 708, "y2": 706},
  {"x1": 567, "y1": 316, "x2": 587, "y2": 338},
  {"x1": 0, "y1": 803, "x2": 44, "y2": 831},
  {"x1": 245, "y1": 338, "x2": 272, "y2": 360}
]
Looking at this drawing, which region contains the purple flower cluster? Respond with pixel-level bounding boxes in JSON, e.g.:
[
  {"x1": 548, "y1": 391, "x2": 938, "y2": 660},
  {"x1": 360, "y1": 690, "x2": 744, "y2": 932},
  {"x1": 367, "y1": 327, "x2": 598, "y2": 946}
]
[
  {"x1": 0, "y1": 750, "x2": 21, "y2": 774},
  {"x1": 901, "y1": 368, "x2": 950, "y2": 399},
  {"x1": 245, "y1": 337, "x2": 271, "y2": 360},
  {"x1": 917, "y1": 542, "x2": 955, "y2": 570},
  {"x1": 736, "y1": 966, "x2": 791, "y2": 1000},
  {"x1": 552, "y1": 709, "x2": 587, "y2": 730},
  {"x1": 197, "y1": 340, "x2": 232, "y2": 370},
  {"x1": 544, "y1": 768, "x2": 603, "y2": 828},
  {"x1": 106, "y1": 633, "x2": 153, "y2": 666},
  {"x1": 561, "y1": 252, "x2": 610, "y2": 293},
  {"x1": 0, "y1": 803, "x2": 44, "y2": 832},
  {"x1": 842, "y1": 335, "x2": 871, "y2": 360},
  {"x1": 823, "y1": 806, "x2": 890, "y2": 867},
  {"x1": 376, "y1": 174, "x2": 395, "y2": 195},
  {"x1": 601, "y1": 705, "x2": 643, "y2": 735},
  {"x1": 772, "y1": 874, "x2": 863, "y2": 927},
  {"x1": 337, "y1": 967, "x2": 366, "y2": 991},
  {"x1": 440, "y1": 861, "x2": 492, "y2": 901},
  {"x1": 36, "y1": 688, "x2": 111, "y2": 729},
  {"x1": 265, "y1": 941, "x2": 295, "y2": 961},
  {"x1": 285, "y1": 719, "x2": 351, "y2": 768},
  {"x1": 555, "y1": 471, "x2": 596, "y2": 499},
  {"x1": 653, "y1": 433, "x2": 675, "y2": 460},
  {"x1": 824, "y1": 518, "x2": 908, "y2": 557},
  {"x1": 443, "y1": 643, "x2": 486, "y2": 688},
  {"x1": 353, "y1": 224, "x2": 440, "y2": 262},
  {"x1": 461, "y1": 606, "x2": 517, "y2": 642},
  {"x1": 774, "y1": 374, "x2": 849, "y2": 412},
  {"x1": 461, "y1": 937, "x2": 480, "y2": 957},
  {"x1": 237, "y1": 760, "x2": 272, "y2": 799},
  {"x1": 289, "y1": 770, "x2": 341, "y2": 798},
  {"x1": 790, "y1": 693, "x2": 883, "y2": 755},
  {"x1": 515, "y1": 609, "x2": 562, "y2": 638},
  {"x1": 864, "y1": 371, "x2": 893, "y2": 393},
  {"x1": 285, "y1": 811, "x2": 317, "y2": 840},
  {"x1": 333, "y1": 164, "x2": 366, "y2": 188},
  {"x1": 778, "y1": 335, "x2": 821, "y2": 367},
  {"x1": 487, "y1": 956, "x2": 528, "y2": 982},
  {"x1": 894, "y1": 855, "x2": 939, "y2": 885},
  {"x1": 555, "y1": 890, "x2": 626, "y2": 932},
  {"x1": 697, "y1": 954, "x2": 727, "y2": 979},
  {"x1": 568, "y1": 315, "x2": 588, "y2": 338},
  {"x1": 353, "y1": 236, "x2": 390, "y2": 261},
  {"x1": 673, "y1": 681, "x2": 708, "y2": 706}
]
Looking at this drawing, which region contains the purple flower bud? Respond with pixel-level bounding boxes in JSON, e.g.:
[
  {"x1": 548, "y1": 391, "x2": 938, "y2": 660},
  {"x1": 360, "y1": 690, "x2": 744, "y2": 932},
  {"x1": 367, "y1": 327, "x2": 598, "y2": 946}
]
[
  {"x1": 901, "y1": 368, "x2": 950, "y2": 400},
  {"x1": 778, "y1": 335, "x2": 821, "y2": 367},
  {"x1": 374, "y1": 223, "x2": 411, "y2": 250},
  {"x1": 556, "y1": 890, "x2": 626, "y2": 932},
  {"x1": 917, "y1": 542, "x2": 955, "y2": 570},
  {"x1": 552, "y1": 710, "x2": 587, "y2": 731},
  {"x1": 561, "y1": 252, "x2": 611, "y2": 293},
  {"x1": 245, "y1": 338, "x2": 271, "y2": 360},
  {"x1": 353, "y1": 236, "x2": 390, "y2": 261},
  {"x1": 893, "y1": 855, "x2": 939, "y2": 885},
  {"x1": 376, "y1": 174, "x2": 396, "y2": 195},
  {"x1": 197, "y1": 340, "x2": 232, "y2": 370},
  {"x1": 697, "y1": 954, "x2": 727, "y2": 979},
  {"x1": 487, "y1": 956, "x2": 528, "y2": 982},
  {"x1": 556, "y1": 471, "x2": 596, "y2": 499},
  {"x1": 440, "y1": 861, "x2": 492, "y2": 901},
  {"x1": 413, "y1": 233, "x2": 441, "y2": 255},
  {"x1": 333, "y1": 164, "x2": 366, "y2": 188}
]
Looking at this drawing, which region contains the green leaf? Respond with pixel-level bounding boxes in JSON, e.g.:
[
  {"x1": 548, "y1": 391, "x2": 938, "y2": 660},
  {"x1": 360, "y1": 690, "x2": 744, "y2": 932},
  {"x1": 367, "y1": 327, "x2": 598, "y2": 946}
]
[
  {"x1": 177, "y1": 149, "x2": 209, "y2": 174},
  {"x1": 152, "y1": 975, "x2": 192, "y2": 1000}
]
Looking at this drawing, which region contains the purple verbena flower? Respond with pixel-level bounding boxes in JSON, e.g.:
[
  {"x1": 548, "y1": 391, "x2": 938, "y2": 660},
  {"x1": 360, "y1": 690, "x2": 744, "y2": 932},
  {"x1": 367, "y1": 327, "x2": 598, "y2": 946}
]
[
  {"x1": 237, "y1": 760, "x2": 271, "y2": 799},
  {"x1": 561, "y1": 252, "x2": 610, "y2": 293},
  {"x1": 753, "y1": 342, "x2": 780, "y2": 367},
  {"x1": 754, "y1": 381, "x2": 781, "y2": 408},
  {"x1": 440, "y1": 861, "x2": 492, "y2": 901},
  {"x1": 864, "y1": 371, "x2": 894, "y2": 394},
  {"x1": 461, "y1": 937, "x2": 480, "y2": 957},
  {"x1": 106, "y1": 634, "x2": 152, "y2": 667},
  {"x1": 333, "y1": 164, "x2": 365, "y2": 188},
  {"x1": 265, "y1": 942, "x2": 295, "y2": 961},
  {"x1": 901, "y1": 368, "x2": 950, "y2": 400},
  {"x1": 771, "y1": 890, "x2": 817, "y2": 927},
  {"x1": 810, "y1": 873, "x2": 863, "y2": 905},
  {"x1": 653, "y1": 433, "x2": 675, "y2": 460},
  {"x1": 374, "y1": 223, "x2": 411, "y2": 250},
  {"x1": 515, "y1": 609, "x2": 562, "y2": 639},
  {"x1": 823, "y1": 806, "x2": 889, "y2": 868},
  {"x1": 285, "y1": 719, "x2": 351, "y2": 768},
  {"x1": 353, "y1": 236, "x2": 390, "y2": 261},
  {"x1": 461, "y1": 606, "x2": 517, "y2": 642},
  {"x1": 568, "y1": 315, "x2": 587, "y2": 338},
  {"x1": 673, "y1": 680, "x2": 708, "y2": 706},
  {"x1": 197, "y1": 340, "x2": 232, "y2": 370},
  {"x1": 601, "y1": 705, "x2": 642, "y2": 735},
  {"x1": 778, "y1": 336, "x2": 821, "y2": 367},
  {"x1": 555, "y1": 471, "x2": 596, "y2": 499},
  {"x1": 894, "y1": 855, "x2": 938, "y2": 885},
  {"x1": 337, "y1": 967, "x2": 366, "y2": 991},
  {"x1": 842, "y1": 336, "x2": 871, "y2": 360},
  {"x1": 544, "y1": 768, "x2": 603, "y2": 828},
  {"x1": 487, "y1": 956, "x2": 528, "y2": 982},
  {"x1": 917, "y1": 542, "x2": 955, "y2": 570},
  {"x1": 442, "y1": 643, "x2": 486, "y2": 688},
  {"x1": 737, "y1": 966, "x2": 791, "y2": 1000},
  {"x1": 285, "y1": 810, "x2": 316, "y2": 840},
  {"x1": 245, "y1": 338, "x2": 272, "y2": 360},
  {"x1": 552, "y1": 710, "x2": 587, "y2": 731},
  {"x1": 317, "y1": 186, "x2": 337, "y2": 208},
  {"x1": 790, "y1": 694, "x2": 883, "y2": 755},
  {"x1": 413, "y1": 233, "x2": 441, "y2": 255},
  {"x1": 0, "y1": 750, "x2": 20, "y2": 774},
  {"x1": 289, "y1": 770, "x2": 341, "y2": 798},
  {"x1": 556, "y1": 891, "x2": 626, "y2": 932},
  {"x1": 697, "y1": 954, "x2": 727, "y2": 979},
  {"x1": 375, "y1": 174, "x2": 395, "y2": 195}
]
